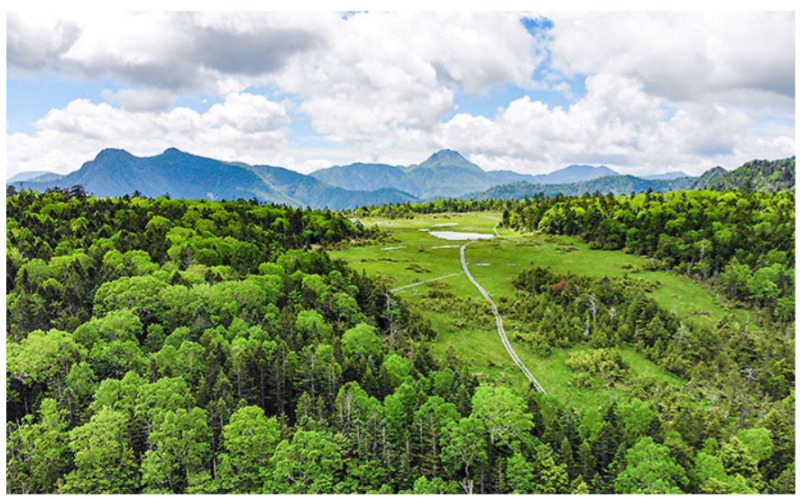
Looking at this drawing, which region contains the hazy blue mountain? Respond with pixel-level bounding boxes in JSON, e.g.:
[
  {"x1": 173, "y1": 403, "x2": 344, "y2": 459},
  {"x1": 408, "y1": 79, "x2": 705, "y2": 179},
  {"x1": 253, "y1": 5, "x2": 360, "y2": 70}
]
[
  {"x1": 487, "y1": 170, "x2": 540, "y2": 184},
  {"x1": 252, "y1": 164, "x2": 417, "y2": 209},
  {"x1": 9, "y1": 148, "x2": 417, "y2": 210},
  {"x1": 309, "y1": 151, "x2": 626, "y2": 200},
  {"x1": 11, "y1": 148, "x2": 296, "y2": 204},
  {"x1": 488, "y1": 164, "x2": 621, "y2": 185},
  {"x1": 464, "y1": 175, "x2": 695, "y2": 201},
  {"x1": 7, "y1": 171, "x2": 63, "y2": 183},
  {"x1": 642, "y1": 171, "x2": 693, "y2": 180},
  {"x1": 532, "y1": 164, "x2": 620, "y2": 184},
  {"x1": 407, "y1": 149, "x2": 485, "y2": 174},
  {"x1": 13, "y1": 147, "x2": 778, "y2": 209},
  {"x1": 403, "y1": 150, "x2": 497, "y2": 199},
  {"x1": 311, "y1": 150, "x2": 497, "y2": 200},
  {"x1": 310, "y1": 162, "x2": 410, "y2": 192},
  {"x1": 27, "y1": 172, "x2": 65, "y2": 183}
]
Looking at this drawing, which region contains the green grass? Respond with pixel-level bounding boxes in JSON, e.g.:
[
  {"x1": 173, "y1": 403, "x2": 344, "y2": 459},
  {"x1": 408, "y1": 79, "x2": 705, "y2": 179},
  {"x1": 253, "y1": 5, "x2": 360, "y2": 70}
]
[{"x1": 333, "y1": 212, "x2": 753, "y2": 409}]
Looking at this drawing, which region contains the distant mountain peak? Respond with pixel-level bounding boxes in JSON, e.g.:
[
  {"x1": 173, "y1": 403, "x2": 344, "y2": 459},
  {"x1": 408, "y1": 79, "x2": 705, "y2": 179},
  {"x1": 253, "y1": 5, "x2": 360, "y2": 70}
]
[
  {"x1": 7, "y1": 170, "x2": 57, "y2": 183},
  {"x1": 642, "y1": 171, "x2": 693, "y2": 180},
  {"x1": 416, "y1": 149, "x2": 483, "y2": 174},
  {"x1": 95, "y1": 148, "x2": 134, "y2": 161},
  {"x1": 161, "y1": 147, "x2": 196, "y2": 159},
  {"x1": 427, "y1": 149, "x2": 466, "y2": 161},
  {"x1": 562, "y1": 164, "x2": 619, "y2": 174}
]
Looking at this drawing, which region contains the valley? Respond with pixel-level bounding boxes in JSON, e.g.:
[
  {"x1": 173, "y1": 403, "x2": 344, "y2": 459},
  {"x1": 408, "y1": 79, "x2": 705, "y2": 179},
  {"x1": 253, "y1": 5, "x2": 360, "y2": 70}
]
[{"x1": 331, "y1": 211, "x2": 757, "y2": 408}]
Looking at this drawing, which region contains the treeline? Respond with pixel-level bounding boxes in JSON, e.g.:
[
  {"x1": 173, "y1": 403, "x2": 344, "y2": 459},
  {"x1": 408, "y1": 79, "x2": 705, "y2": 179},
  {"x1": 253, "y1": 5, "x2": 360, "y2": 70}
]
[
  {"x1": 6, "y1": 190, "x2": 795, "y2": 494},
  {"x1": 503, "y1": 190, "x2": 795, "y2": 320},
  {"x1": 349, "y1": 198, "x2": 512, "y2": 219},
  {"x1": 465, "y1": 175, "x2": 695, "y2": 201}
]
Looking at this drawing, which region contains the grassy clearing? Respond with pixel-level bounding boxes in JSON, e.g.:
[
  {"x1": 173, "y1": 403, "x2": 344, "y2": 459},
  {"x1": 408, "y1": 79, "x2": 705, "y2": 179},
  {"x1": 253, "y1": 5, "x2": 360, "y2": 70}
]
[{"x1": 333, "y1": 212, "x2": 750, "y2": 409}]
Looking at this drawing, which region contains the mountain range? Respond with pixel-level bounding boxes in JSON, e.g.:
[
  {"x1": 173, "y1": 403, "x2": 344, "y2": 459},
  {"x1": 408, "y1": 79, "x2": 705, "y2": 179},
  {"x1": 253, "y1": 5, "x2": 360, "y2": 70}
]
[
  {"x1": 8, "y1": 148, "x2": 792, "y2": 209},
  {"x1": 8, "y1": 148, "x2": 638, "y2": 209},
  {"x1": 8, "y1": 148, "x2": 418, "y2": 210},
  {"x1": 310, "y1": 150, "x2": 622, "y2": 199}
]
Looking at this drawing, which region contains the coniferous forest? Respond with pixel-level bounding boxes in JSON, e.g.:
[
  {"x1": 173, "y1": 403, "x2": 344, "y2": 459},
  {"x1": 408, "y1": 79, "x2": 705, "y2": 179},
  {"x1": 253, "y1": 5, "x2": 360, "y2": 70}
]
[{"x1": 5, "y1": 185, "x2": 795, "y2": 494}]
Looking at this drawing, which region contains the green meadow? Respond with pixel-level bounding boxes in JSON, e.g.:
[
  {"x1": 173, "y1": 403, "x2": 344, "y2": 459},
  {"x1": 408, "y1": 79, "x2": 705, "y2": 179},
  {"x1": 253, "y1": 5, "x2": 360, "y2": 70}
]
[{"x1": 333, "y1": 212, "x2": 756, "y2": 410}]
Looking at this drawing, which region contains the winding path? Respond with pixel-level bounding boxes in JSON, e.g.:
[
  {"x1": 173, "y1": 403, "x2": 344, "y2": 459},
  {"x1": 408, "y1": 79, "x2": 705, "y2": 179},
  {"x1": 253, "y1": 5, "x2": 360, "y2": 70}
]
[{"x1": 460, "y1": 235, "x2": 547, "y2": 394}]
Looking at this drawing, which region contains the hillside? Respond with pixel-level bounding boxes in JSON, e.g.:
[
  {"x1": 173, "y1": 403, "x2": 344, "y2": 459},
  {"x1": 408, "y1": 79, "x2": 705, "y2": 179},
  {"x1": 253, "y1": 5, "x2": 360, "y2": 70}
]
[
  {"x1": 252, "y1": 164, "x2": 418, "y2": 209},
  {"x1": 310, "y1": 162, "x2": 411, "y2": 192},
  {"x1": 312, "y1": 149, "x2": 498, "y2": 200},
  {"x1": 705, "y1": 157, "x2": 795, "y2": 192},
  {"x1": 464, "y1": 175, "x2": 695, "y2": 200},
  {"x1": 467, "y1": 157, "x2": 795, "y2": 200},
  {"x1": 689, "y1": 166, "x2": 730, "y2": 190}
]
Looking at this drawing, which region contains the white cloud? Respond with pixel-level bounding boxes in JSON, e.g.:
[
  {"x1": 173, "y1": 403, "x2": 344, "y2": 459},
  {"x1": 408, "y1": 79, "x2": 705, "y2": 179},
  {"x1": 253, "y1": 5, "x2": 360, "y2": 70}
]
[
  {"x1": 8, "y1": 12, "x2": 548, "y2": 141},
  {"x1": 203, "y1": 93, "x2": 289, "y2": 133},
  {"x1": 7, "y1": 12, "x2": 327, "y2": 93},
  {"x1": 274, "y1": 11, "x2": 547, "y2": 142},
  {"x1": 430, "y1": 73, "x2": 795, "y2": 176},
  {"x1": 6, "y1": 11, "x2": 795, "y2": 178},
  {"x1": 547, "y1": 12, "x2": 795, "y2": 101},
  {"x1": 7, "y1": 94, "x2": 292, "y2": 178},
  {"x1": 6, "y1": 12, "x2": 81, "y2": 72},
  {"x1": 101, "y1": 88, "x2": 175, "y2": 112}
]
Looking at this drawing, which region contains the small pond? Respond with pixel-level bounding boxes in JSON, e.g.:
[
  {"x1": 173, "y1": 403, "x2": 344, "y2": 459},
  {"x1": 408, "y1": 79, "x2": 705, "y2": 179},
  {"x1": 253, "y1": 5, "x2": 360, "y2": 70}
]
[{"x1": 428, "y1": 231, "x2": 495, "y2": 240}]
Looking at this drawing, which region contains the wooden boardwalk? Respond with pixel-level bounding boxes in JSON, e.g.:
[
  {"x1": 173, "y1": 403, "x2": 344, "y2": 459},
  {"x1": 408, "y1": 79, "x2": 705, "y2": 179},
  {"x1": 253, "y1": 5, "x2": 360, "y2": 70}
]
[{"x1": 460, "y1": 239, "x2": 547, "y2": 394}]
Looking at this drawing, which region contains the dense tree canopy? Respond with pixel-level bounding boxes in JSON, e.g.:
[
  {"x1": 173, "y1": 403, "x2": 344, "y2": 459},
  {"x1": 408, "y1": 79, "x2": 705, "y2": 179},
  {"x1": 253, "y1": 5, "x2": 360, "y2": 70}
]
[{"x1": 6, "y1": 189, "x2": 794, "y2": 494}]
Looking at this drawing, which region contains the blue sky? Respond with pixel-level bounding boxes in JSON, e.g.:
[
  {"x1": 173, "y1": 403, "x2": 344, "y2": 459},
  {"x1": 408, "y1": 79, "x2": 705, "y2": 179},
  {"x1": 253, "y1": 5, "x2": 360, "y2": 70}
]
[{"x1": 6, "y1": 11, "x2": 795, "y2": 178}]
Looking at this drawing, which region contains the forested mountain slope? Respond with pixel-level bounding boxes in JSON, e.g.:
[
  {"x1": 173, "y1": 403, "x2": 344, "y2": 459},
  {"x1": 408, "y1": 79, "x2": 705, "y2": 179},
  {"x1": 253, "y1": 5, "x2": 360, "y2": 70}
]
[
  {"x1": 689, "y1": 166, "x2": 729, "y2": 189},
  {"x1": 704, "y1": 157, "x2": 795, "y2": 192}
]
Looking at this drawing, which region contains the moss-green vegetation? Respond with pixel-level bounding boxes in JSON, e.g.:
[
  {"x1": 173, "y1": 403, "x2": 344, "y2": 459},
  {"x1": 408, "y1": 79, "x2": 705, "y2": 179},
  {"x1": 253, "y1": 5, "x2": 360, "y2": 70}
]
[{"x1": 332, "y1": 212, "x2": 709, "y2": 408}]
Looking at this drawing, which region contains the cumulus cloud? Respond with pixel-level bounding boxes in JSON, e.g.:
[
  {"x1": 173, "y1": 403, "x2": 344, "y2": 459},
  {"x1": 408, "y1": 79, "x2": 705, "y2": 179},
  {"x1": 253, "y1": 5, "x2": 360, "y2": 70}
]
[
  {"x1": 279, "y1": 11, "x2": 546, "y2": 141},
  {"x1": 547, "y1": 12, "x2": 795, "y2": 102},
  {"x1": 203, "y1": 92, "x2": 289, "y2": 133},
  {"x1": 6, "y1": 12, "x2": 81, "y2": 72},
  {"x1": 7, "y1": 11, "x2": 548, "y2": 139},
  {"x1": 6, "y1": 11, "x2": 795, "y2": 178},
  {"x1": 183, "y1": 12, "x2": 324, "y2": 77},
  {"x1": 101, "y1": 88, "x2": 176, "y2": 112},
  {"x1": 7, "y1": 93, "x2": 292, "y2": 177},
  {"x1": 430, "y1": 73, "x2": 795, "y2": 176},
  {"x1": 7, "y1": 12, "x2": 327, "y2": 93}
]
